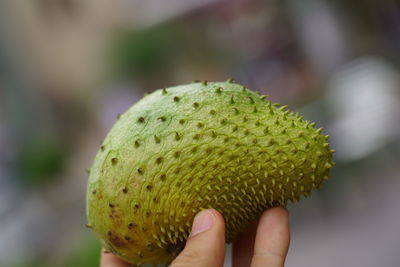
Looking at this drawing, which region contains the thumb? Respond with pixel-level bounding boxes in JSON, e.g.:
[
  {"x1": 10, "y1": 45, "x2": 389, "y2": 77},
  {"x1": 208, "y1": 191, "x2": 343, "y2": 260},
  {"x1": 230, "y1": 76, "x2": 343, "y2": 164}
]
[{"x1": 171, "y1": 209, "x2": 225, "y2": 267}]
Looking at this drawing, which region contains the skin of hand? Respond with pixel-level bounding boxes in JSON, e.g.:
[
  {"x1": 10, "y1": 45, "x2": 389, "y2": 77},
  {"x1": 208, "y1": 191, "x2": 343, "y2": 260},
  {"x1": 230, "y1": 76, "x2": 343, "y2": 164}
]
[{"x1": 100, "y1": 207, "x2": 290, "y2": 267}]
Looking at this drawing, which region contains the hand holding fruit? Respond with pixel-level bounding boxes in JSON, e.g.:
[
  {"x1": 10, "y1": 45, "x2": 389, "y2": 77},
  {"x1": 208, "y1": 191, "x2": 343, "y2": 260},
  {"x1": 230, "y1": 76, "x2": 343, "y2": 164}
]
[
  {"x1": 101, "y1": 207, "x2": 290, "y2": 267},
  {"x1": 87, "y1": 81, "x2": 334, "y2": 265}
]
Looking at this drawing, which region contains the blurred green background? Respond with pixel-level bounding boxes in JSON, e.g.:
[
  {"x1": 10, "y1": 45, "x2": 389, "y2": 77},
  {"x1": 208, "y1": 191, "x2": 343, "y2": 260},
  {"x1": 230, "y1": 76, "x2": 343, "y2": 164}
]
[{"x1": 1, "y1": 0, "x2": 400, "y2": 266}]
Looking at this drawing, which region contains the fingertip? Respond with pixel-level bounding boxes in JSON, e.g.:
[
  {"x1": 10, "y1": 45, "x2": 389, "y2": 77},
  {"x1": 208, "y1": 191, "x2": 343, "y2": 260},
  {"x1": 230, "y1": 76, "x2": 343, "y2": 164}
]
[
  {"x1": 261, "y1": 206, "x2": 289, "y2": 223},
  {"x1": 208, "y1": 209, "x2": 226, "y2": 240},
  {"x1": 171, "y1": 208, "x2": 226, "y2": 267},
  {"x1": 189, "y1": 208, "x2": 224, "y2": 238},
  {"x1": 258, "y1": 206, "x2": 290, "y2": 243},
  {"x1": 208, "y1": 208, "x2": 225, "y2": 225},
  {"x1": 189, "y1": 209, "x2": 217, "y2": 237}
]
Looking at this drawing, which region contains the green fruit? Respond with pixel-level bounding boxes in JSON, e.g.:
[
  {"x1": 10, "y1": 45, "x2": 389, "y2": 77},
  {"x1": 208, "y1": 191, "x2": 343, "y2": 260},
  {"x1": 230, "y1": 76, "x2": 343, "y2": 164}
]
[{"x1": 86, "y1": 81, "x2": 334, "y2": 265}]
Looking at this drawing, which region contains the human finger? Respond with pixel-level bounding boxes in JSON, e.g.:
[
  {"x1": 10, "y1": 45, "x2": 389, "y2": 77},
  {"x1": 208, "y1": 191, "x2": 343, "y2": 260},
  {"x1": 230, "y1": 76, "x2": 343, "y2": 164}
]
[
  {"x1": 170, "y1": 209, "x2": 225, "y2": 267},
  {"x1": 251, "y1": 207, "x2": 290, "y2": 267}
]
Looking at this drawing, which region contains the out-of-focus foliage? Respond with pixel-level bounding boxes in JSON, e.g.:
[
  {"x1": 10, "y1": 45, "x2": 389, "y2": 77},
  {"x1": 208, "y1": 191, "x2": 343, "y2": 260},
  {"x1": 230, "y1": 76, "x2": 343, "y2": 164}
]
[
  {"x1": 16, "y1": 135, "x2": 65, "y2": 185},
  {"x1": 111, "y1": 28, "x2": 173, "y2": 77}
]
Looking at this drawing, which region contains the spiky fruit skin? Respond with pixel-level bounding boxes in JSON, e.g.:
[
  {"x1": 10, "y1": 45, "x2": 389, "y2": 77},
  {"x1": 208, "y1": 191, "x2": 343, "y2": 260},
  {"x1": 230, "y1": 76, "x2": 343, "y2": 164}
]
[{"x1": 86, "y1": 81, "x2": 334, "y2": 265}]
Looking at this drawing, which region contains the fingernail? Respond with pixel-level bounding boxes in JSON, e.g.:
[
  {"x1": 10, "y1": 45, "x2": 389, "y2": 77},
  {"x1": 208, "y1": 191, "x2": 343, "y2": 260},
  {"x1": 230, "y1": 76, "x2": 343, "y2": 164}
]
[{"x1": 190, "y1": 209, "x2": 215, "y2": 237}]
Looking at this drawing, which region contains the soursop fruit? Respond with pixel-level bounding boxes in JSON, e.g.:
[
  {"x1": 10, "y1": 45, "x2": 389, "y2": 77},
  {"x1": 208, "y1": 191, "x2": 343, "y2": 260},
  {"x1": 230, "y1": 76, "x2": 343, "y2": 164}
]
[{"x1": 86, "y1": 81, "x2": 334, "y2": 265}]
